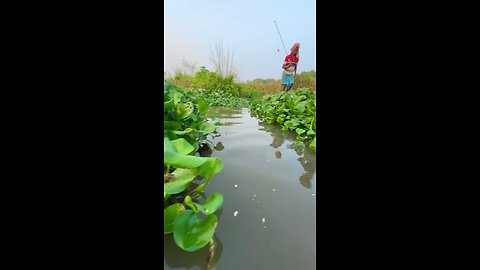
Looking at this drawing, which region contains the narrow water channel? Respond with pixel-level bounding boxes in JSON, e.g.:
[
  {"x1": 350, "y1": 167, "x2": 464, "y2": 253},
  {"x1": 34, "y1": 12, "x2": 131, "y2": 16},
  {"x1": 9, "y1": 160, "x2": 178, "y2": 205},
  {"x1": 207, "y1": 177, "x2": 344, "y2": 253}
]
[{"x1": 164, "y1": 107, "x2": 316, "y2": 270}]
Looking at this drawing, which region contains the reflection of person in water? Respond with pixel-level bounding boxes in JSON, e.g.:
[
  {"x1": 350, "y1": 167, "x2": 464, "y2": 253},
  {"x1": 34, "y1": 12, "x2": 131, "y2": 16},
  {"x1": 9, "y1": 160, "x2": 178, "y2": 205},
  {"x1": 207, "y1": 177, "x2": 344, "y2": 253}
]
[
  {"x1": 261, "y1": 121, "x2": 316, "y2": 188},
  {"x1": 297, "y1": 154, "x2": 316, "y2": 188},
  {"x1": 267, "y1": 125, "x2": 286, "y2": 149},
  {"x1": 287, "y1": 141, "x2": 316, "y2": 188},
  {"x1": 259, "y1": 122, "x2": 288, "y2": 157}
]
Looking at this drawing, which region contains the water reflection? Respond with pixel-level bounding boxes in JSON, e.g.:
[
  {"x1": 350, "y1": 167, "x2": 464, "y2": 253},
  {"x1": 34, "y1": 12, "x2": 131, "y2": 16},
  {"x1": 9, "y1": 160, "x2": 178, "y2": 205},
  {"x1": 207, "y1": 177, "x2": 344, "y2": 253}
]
[
  {"x1": 166, "y1": 107, "x2": 316, "y2": 269},
  {"x1": 198, "y1": 142, "x2": 224, "y2": 157},
  {"x1": 258, "y1": 120, "x2": 316, "y2": 189},
  {"x1": 164, "y1": 234, "x2": 224, "y2": 270}
]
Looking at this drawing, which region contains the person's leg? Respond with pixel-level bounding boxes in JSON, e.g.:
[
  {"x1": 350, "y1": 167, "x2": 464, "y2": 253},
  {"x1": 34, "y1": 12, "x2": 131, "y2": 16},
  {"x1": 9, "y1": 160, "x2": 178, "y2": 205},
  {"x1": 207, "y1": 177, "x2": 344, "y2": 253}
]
[
  {"x1": 287, "y1": 83, "x2": 294, "y2": 91},
  {"x1": 286, "y1": 75, "x2": 294, "y2": 91},
  {"x1": 281, "y1": 73, "x2": 288, "y2": 92}
]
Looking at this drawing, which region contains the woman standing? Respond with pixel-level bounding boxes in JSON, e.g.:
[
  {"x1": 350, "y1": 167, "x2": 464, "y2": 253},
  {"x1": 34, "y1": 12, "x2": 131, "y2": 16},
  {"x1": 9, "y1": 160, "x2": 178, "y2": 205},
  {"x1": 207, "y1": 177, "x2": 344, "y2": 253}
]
[{"x1": 281, "y1": 43, "x2": 300, "y2": 92}]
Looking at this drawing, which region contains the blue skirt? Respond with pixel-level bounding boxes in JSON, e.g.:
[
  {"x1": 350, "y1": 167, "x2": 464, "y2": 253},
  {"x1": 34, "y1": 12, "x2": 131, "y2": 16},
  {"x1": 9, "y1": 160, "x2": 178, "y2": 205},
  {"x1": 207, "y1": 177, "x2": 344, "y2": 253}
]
[{"x1": 281, "y1": 73, "x2": 294, "y2": 88}]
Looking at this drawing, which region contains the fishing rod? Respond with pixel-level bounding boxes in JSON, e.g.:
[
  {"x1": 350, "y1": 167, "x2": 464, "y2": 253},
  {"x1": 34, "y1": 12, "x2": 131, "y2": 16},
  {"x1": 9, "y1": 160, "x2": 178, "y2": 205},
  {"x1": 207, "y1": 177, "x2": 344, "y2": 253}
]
[
  {"x1": 274, "y1": 20, "x2": 293, "y2": 98},
  {"x1": 274, "y1": 20, "x2": 288, "y2": 55}
]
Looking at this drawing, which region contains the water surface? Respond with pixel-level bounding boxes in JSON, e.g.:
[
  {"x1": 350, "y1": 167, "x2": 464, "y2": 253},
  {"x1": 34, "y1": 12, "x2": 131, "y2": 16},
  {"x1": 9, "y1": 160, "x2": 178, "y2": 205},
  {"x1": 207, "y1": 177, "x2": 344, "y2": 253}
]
[{"x1": 165, "y1": 107, "x2": 316, "y2": 270}]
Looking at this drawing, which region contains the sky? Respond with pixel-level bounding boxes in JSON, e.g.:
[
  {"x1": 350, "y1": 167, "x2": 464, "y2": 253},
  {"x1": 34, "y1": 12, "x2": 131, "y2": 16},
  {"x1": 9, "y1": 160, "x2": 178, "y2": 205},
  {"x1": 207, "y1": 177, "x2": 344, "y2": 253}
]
[{"x1": 164, "y1": 0, "x2": 316, "y2": 82}]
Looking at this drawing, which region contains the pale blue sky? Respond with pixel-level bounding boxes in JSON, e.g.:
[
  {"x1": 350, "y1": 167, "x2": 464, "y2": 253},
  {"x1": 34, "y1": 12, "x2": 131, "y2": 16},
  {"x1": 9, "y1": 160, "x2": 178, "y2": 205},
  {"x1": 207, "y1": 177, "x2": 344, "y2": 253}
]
[{"x1": 164, "y1": 0, "x2": 316, "y2": 82}]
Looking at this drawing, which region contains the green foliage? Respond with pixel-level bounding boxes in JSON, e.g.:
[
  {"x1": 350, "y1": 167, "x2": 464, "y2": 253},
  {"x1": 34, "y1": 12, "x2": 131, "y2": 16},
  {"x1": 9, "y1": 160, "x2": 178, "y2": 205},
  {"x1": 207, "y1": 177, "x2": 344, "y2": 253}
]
[
  {"x1": 192, "y1": 66, "x2": 240, "y2": 95},
  {"x1": 238, "y1": 86, "x2": 265, "y2": 101},
  {"x1": 164, "y1": 81, "x2": 224, "y2": 252},
  {"x1": 309, "y1": 137, "x2": 316, "y2": 152},
  {"x1": 167, "y1": 66, "x2": 249, "y2": 107},
  {"x1": 164, "y1": 80, "x2": 218, "y2": 152},
  {"x1": 251, "y1": 88, "x2": 316, "y2": 149},
  {"x1": 195, "y1": 88, "x2": 249, "y2": 108},
  {"x1": 189, "y1": 67, "x2": 249, "y2": 107},
  {"x1": 173, "y1": 210, "x2": 218, "y2": 252}
]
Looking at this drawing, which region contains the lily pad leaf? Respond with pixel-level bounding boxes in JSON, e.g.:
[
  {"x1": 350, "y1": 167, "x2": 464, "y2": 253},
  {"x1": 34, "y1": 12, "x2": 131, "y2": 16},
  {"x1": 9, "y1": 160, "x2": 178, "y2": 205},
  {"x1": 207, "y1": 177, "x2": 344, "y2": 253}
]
[
  {"x1": 170, "y1": 138, "x2": 195, "y2": 155},
  {"x1": 173, "y1": 210, "x2": 218, "y2": 252},
  {"x1": 193, "y1": 192, "x2": 223, "y2": 215},
  {"x1": 197, "y1": 157, "x2": 223, "y2": 180},
  {"x1": 295, "y1": 128, "x2": 306, "y2": 135},
  {"x1": 164, "y1": 168, "x2": 198, "y2": 195},
  {"x1": 197, "y1": 98, "x2": 209, "y2": 114},
  {"x1": 164, "y1": 203, "x2": 185, "y2": 234},
  {"x1": 198, "y1": 122, "x2": 216, "y2": 135}
]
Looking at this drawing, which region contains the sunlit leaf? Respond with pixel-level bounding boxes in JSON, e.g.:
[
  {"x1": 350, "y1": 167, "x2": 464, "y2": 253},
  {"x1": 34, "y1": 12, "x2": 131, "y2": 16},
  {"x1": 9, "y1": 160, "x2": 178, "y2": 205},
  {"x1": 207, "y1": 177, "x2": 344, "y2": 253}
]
[
  {"x1": 173, "y1": 210, "x2": 218, "y2": 252},
  {"x1": 164, "y1": 168, "x2": 198, "y2": 195},
  {"x1": 192, "y1": 192, "x2": 223, "y2": 215},
  {"x1": 164, "y1": 203, "x2": 185, "y2": 234}
]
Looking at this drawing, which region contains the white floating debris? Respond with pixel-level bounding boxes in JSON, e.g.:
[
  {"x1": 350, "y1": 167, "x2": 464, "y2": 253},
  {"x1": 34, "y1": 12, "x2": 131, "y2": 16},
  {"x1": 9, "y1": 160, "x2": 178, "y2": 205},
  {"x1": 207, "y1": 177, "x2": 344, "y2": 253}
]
[
  {"x1": 233, "y1": 211, "x2": 239, "y2": 217},
  {"x1": 252, "y1": 198, "x2": 254, "y2": 201},
  {"x1": 262, "y1": 218, "x2": 266, "y2": 223},
  {"x1": 253, "y1": 194, "x2": 256, "y2": 197},
  {"x1": 264, "y1": 226, "x2": 267, "y2": 229},
  {"x1": 272, "y1": 188, "x2": 276, "y2": 192},
  {"x1": 312, "y1": 193, "x2": 315, "y2": 196},
  {"x1": 234, "y1": 184, "x2": 238, "y2": 188}
]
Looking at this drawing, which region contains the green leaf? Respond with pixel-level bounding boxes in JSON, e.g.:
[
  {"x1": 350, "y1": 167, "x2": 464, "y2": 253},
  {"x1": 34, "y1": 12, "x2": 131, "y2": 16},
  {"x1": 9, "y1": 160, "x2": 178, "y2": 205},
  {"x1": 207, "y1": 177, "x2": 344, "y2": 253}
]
[
  {"x1": 198, "y1": 122, "x2": 216, "y2": 135},
  {"x1": 172, "y1": 128, "x2": 194, "y2": 135},
  {"x1": 295, "y1": 103, "x2": 306, "y2": 113},
  {"x1": 164, "y1": 203, "x2": 185, "y2": 234},
  {"x1": 175, "y1": 102, "x2": 194, "y2": 119},
  {"x1": 197, "y1": 157, "x2": 223, "y2": 180},
  {"x1": 164, "y1": 99, "x2": 174, "y2": 110},
  {"x1": 184, "y1": 195, "x2": 197, "y2": 212},
  {"x1": 307, "y1": 130, "x2": 316, "y2": 136},
  {"x1": 164, "y1": 121, "x2": 182, "y2": 131},
  {"x1": 164, "y1": 138, "x2": 205, "y2": 168},
  {"x1": 170, "y1": 138, "x2": 195, "y2": 155},
  {"x1": 283, "y1": 120, "x2": 293, "y2": 129},
  {"x1": 197, "y1": 98, "x2": 209, "y2": 114},
  {"x1": 294, "y1": 140, "x2": 305, "y2": 146},
  {"x1": 173, "y1": 210, "x2": 218, "y2": 252},
  {"x1": 309, "y1": 137, "x2": 316, "y2": 152},
  {"x1": 295, "y1": 128, "x2": 306, "y2": 135},
  {"x1": 164, "y1": 168, "x2": 198, "y2": 195},
  {"x1": 173, "y1": 92, "x2": 183, "y2": 105},
  {"x1": 192, "y1": 192, "x2": 223, "y2": 215},
  {"x1": 291, "y1": 119, "x2": 300, "y2": 127}
]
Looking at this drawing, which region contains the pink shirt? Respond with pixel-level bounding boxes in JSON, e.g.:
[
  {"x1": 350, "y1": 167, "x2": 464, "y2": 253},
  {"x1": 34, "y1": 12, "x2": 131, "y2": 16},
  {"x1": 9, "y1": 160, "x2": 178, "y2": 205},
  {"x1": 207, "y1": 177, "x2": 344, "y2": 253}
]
[{"x1": 283, "y1": 54, "x2": 299, "y2": 75}]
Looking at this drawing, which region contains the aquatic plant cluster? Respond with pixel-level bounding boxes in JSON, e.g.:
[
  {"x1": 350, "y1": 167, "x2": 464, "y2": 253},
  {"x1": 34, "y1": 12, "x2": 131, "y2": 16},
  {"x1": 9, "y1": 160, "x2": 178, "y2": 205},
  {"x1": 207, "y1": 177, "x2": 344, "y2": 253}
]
[
  {"x1": 191, "y1": 88, "x2": 249, "y2": 108},
  {"x1": 170, "y1": 66, "x2": 250, "y2": 108},
  {"x1": 164, "y1": 81, "x2": 224, "y2": 252},
  {"x1": 251, "y1": 88, "x2": 317, "y2": 152}
]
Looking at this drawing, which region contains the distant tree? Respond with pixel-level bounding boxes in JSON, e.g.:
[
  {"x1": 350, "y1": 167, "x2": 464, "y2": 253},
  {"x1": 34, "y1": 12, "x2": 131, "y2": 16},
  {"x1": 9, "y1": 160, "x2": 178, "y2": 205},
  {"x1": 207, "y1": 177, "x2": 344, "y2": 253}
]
[{"x1": 209, "y1": 40, "x2": 237, "y2": 79}]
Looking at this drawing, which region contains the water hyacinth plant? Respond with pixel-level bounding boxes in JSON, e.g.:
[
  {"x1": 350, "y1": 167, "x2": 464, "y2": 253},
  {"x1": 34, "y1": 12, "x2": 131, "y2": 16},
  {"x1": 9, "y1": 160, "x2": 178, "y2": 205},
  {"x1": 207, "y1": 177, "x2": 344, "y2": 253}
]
[
  {"x1": 164, "y1": 81, "x2": 224, "y2": 253},
  {"x1": 251, "y1": 88, "x2": 316, "y2": 151}
]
